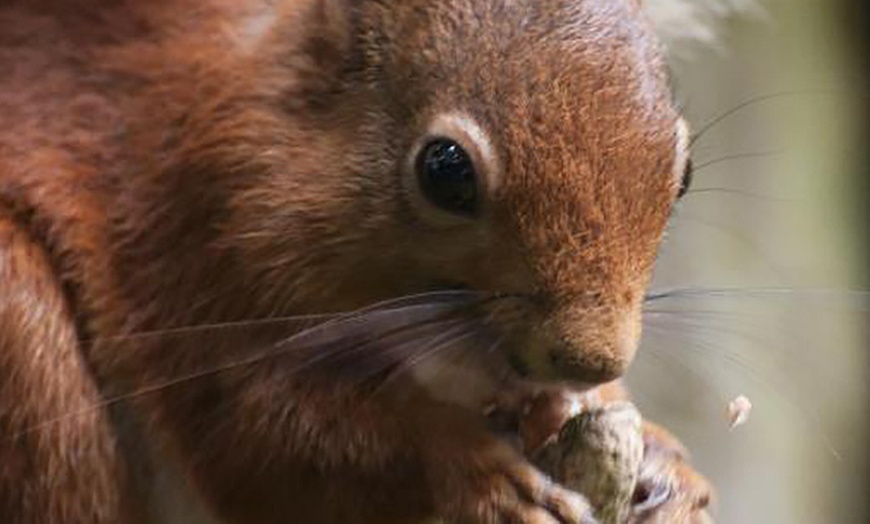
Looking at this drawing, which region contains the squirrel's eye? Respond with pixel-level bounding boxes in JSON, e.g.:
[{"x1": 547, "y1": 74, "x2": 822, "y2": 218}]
[
  {"x1": 677, "y1": 157, "x2": 694, "y2": 199},
  {"x1": 416, "y1": 138, "x2": 478, "y2": 216}
]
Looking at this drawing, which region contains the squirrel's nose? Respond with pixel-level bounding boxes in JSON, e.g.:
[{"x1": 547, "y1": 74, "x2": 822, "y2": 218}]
[{"x1": 542, "y1": 309, "x2": 641, "y2": 386}]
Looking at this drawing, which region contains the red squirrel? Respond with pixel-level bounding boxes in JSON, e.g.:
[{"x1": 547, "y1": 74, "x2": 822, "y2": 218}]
[{"x1": 0, "y1": 1, "x2": 711, "y2": 522}]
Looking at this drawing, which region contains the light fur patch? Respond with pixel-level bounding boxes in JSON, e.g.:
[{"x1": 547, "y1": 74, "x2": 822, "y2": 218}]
[
  {"x1": 227, "y1": 5, "x2": 279, "y2": 53},
  {"x1": 644, "y1": 0, "x2": 762, "y2": 51},
  {"x1": 411, "y1": 352, "x2": 502, "y2": 410},
  {"x1": 673, "y1": 118, "x2": 691, "y2": 188}
]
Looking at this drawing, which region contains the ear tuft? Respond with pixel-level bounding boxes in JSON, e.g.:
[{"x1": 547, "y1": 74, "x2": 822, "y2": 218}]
[{"x1": 643, "y1": 0, "x2": 763, "y2": 54}]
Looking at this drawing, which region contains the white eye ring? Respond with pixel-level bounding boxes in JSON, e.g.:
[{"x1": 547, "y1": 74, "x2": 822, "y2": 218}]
[{"x1": 405, "y1": 111, "x2": 500, "y2": 225}]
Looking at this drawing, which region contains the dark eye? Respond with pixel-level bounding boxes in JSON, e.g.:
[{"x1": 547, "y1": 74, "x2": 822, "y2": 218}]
[
  {"x1": 416, "y1": 138, "x2": 478, "y2": 215},
  {"x1": 677, "y1": 158, "x2": 693, "y2": 199}
]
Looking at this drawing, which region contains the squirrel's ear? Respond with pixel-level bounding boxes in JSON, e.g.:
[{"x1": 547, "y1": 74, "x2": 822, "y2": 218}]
[
  {"x1": 642, "y1": 0, "x2": 761, "y2": 51},
  {"x1": 309, "y1": 0, "x2": 359, "y2": 61},
  {"x1": 258, "y1": 0, "x2": 367, "y2": 95}
]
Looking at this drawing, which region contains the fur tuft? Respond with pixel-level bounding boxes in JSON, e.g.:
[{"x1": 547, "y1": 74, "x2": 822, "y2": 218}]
[{"x1": 644, "y1": 0, "x2": 762, "y2": 52}]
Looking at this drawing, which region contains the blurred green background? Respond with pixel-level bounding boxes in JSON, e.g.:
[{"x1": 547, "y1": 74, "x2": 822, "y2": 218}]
[{"x1": 629, "y1": 1, "x2": 868, "y2": 522}]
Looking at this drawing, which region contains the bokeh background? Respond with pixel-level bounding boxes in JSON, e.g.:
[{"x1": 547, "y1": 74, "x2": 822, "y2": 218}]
[{"x1": 629, "y1": 1, "x2": 869, "y2": 522}]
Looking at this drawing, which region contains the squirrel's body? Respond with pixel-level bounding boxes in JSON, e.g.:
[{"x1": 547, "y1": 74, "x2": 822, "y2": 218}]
[{"x1": 1, "y1": 1, "x2": 711, "y2": 523}]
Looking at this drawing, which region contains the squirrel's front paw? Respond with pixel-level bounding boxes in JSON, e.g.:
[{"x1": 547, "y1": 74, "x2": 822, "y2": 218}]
[
  {"x1": 631, "y1": 423, "x2": 714, "y2": 524},
  {"x1": 428, "y1": 436, "x2": 597, "y2": 524}
]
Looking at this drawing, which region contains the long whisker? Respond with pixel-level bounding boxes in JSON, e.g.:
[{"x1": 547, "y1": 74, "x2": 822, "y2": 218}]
[
  {"x1": 633, "y1": 329, "x2": 714, "y2": 391},
  {"x1": 645, "y1": 308, "x2": 756, "y2": 318},
  {"x1": 689, "y1": 89, "x2": 843, "y2": 147},
  {"x1": 366, "y1": 323, "x2": 482, "y2": 395},
  {"x1": 645, "y1": 307, "x2": 849, "y2": 381},
  {"x1": 669, "y1": 213, "x2": 793, "y2": 280},
  {"x1": 691, "y1": 150, "x2": 784, "y2": 173},
  {"x1": 642, "y1": 322, "x2": 844, "y2": 461},
  {"x1": 644, "y1": 317, "x2": 772, "y2": 368},
  {"x1": 304, "y1": 317, "x2": 478, "y2": 383},
  {"x1": 684, "y1": 187, "x2": 785, "y2": 203},
  {"x1": 8, "y1": 300, "x2": 491, "y2": 441},
  {"x1": 645, "y1": 287, "x2": 870, "y2": 309},
  {"x1": 87, "y1": 289, "x2": 488, "y2": 344},
  {"x1": 92, "y1": 314, "x2": 334, "y2": 344}
]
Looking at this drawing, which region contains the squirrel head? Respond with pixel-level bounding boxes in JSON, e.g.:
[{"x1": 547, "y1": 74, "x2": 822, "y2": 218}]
[{"x1": 188, "y1": 0, "x2": 692, "y2": 387}]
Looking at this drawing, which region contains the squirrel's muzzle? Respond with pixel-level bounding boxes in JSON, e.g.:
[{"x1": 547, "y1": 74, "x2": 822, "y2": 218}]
[{"x1": 513, "y1": 304, "x2": 642, "y2": 387}]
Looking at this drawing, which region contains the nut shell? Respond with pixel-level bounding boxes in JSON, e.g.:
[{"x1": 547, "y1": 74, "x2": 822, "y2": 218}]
[{"x1": 531, "y1": 401, "x2": 644, "y2": 524}]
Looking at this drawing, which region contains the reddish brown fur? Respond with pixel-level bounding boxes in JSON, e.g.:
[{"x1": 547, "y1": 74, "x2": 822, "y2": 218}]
[{"x1": 1, "y1": 1, "x2": 708, "y2": 522}]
